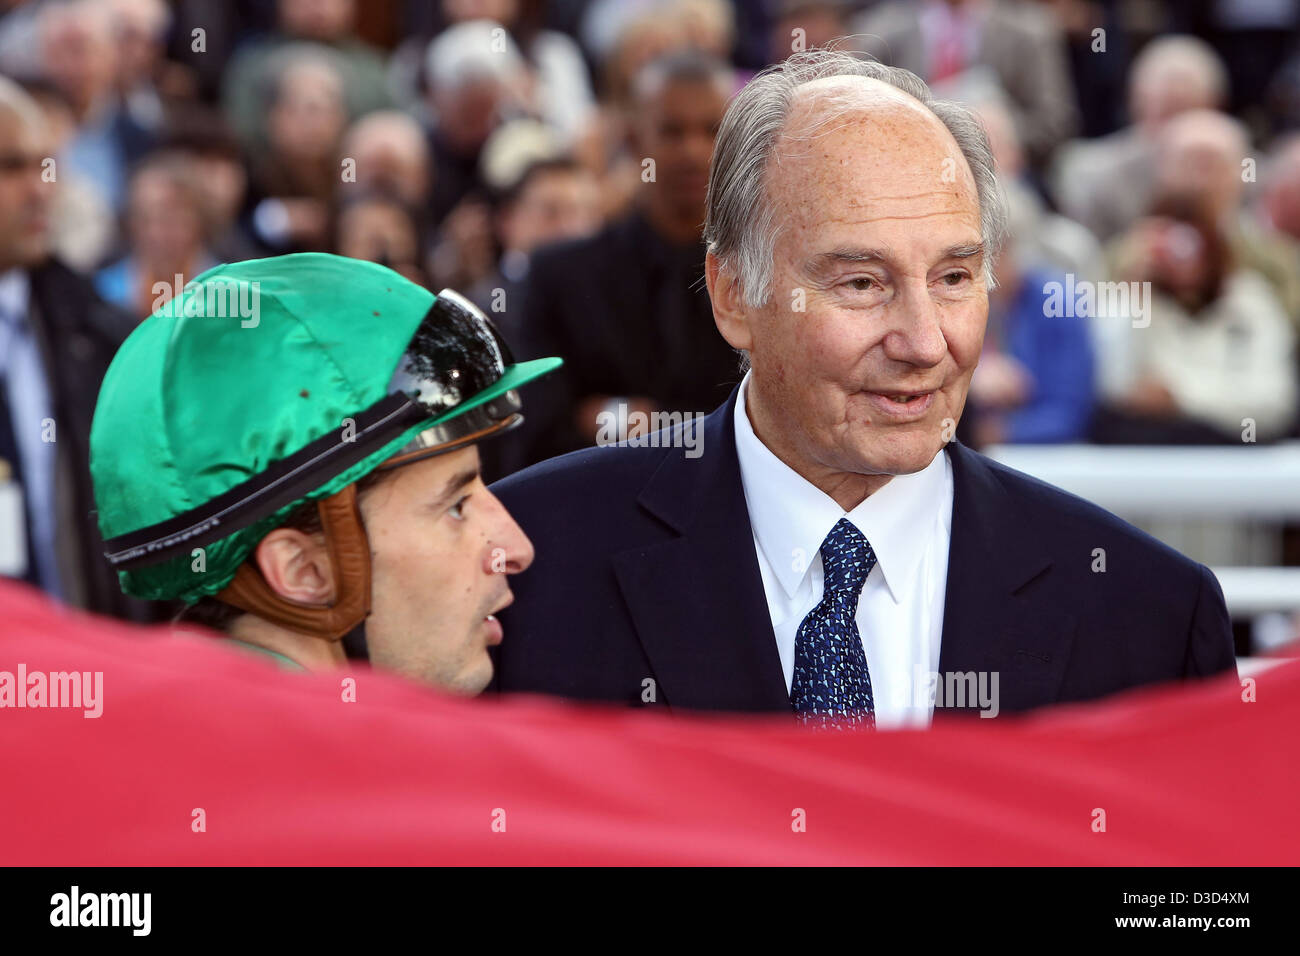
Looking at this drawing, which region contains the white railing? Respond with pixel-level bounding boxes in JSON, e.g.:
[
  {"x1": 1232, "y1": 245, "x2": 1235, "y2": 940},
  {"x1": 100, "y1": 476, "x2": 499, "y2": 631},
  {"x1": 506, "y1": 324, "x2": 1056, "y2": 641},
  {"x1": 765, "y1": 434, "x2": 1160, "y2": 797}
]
[
  {"x1": 1210, "y1": 568, "x2": 1300, "y2": 614},
  {"x1": 985, "y1": 443, "x2": 1300, "y2": 615},
  {"x1": 984, "y1": 442, "x2": 1300, "y2": 518}
]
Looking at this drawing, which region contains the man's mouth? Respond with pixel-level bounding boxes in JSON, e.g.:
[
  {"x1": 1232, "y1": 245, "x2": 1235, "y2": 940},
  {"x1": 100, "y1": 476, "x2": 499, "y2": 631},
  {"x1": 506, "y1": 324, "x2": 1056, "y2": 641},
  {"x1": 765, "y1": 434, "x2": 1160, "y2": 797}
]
[
  {"x1": 483, "y1": 593, "x2": 513, "y2": 644},
  {"x1": 862, "y1": 389, "x2": 937, "y2": 420}
]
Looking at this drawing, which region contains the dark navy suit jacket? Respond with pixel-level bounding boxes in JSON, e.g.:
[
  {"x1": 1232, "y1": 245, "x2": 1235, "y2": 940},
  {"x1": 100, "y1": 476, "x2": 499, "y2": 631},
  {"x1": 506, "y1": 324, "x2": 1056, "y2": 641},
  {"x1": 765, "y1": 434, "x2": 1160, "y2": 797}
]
[{"x1": 488, "y1": 387, "x2": 1237, "y2": 716}]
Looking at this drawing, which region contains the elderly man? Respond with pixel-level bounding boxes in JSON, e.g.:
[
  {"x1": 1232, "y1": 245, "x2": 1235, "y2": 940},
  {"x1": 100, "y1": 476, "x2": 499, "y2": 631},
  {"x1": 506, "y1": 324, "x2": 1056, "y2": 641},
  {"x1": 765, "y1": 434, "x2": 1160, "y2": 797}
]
[{"x1": 488, "y1": 51, "x2": 1236, "y2": 727}]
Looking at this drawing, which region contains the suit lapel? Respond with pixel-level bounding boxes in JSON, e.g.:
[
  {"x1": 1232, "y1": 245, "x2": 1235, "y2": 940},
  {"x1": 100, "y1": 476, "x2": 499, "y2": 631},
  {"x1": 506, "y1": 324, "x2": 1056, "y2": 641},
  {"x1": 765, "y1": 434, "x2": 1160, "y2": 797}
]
[
  {"x1": 938, "y1": 442, "x2": 1077, "y2": 715},
  {"x1": 611, "y1": 421, "x2": 1077, "y2": 715},
  {"x1": 612, "y1": 388, "x2": 789, "y2": 713}
]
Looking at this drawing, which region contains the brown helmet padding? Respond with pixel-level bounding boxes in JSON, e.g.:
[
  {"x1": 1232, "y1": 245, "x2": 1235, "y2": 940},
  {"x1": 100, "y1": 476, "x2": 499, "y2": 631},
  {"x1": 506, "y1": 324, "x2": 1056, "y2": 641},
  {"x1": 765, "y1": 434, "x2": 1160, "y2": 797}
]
[{"x1": 217, "y1": 484, "x2": 372, "y2": 641}]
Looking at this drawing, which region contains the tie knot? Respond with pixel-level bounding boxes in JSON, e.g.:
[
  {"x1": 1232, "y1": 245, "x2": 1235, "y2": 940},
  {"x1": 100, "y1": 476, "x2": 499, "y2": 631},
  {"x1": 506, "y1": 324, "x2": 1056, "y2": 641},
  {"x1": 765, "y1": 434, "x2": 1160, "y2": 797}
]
[{"x1": 820, "y1": 518, "x2": 876, "y2": 597}]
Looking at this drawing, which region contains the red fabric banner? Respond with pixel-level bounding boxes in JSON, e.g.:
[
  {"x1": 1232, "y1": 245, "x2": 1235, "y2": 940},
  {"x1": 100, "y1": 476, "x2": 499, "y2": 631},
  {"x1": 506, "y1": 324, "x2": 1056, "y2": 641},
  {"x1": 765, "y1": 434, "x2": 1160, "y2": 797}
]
[{"x1": 0, "y1": 580, "x2": 1294, "y2": 865}]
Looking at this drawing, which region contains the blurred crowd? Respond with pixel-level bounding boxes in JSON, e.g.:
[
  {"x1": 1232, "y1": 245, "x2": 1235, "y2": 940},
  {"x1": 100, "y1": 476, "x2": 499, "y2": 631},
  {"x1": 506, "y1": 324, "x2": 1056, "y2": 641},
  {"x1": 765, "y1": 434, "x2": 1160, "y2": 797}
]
[{"x1": 4, "y1": 0, "x2": 1300, "y2": 617}]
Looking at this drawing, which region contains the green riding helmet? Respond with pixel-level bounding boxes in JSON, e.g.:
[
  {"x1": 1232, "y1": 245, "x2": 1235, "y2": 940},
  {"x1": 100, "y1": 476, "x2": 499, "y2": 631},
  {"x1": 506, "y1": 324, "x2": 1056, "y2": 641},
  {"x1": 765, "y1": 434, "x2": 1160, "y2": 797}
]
[{"x1": 90, "y1": 252, "x2": 560, "y2": 630}]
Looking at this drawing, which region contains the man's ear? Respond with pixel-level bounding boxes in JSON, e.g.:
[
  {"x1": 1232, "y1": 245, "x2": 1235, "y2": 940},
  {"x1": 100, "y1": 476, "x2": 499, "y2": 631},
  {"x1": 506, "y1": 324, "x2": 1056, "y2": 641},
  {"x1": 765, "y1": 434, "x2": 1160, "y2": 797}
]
[
  {"x1": 252, "y1": 529, "x2": 337, "y2": 606},
  {"x1": 705, "y1": 251, "x2": 754, "y2": 352}
]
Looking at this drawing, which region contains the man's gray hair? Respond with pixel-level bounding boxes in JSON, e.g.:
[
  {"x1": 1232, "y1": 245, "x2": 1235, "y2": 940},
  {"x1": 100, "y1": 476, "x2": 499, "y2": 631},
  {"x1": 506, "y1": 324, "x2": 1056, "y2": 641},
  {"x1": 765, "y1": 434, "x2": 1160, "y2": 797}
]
[{"x1": 704, "y1": 49, "x2": 1008, "y2": 307}]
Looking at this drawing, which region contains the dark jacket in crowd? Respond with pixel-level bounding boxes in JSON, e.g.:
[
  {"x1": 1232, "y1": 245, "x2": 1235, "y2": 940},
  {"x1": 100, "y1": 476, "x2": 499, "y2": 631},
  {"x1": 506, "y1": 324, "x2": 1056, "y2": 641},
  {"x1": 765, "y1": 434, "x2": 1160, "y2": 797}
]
[
  {"x1": 499, "y1": 210, "x2": 742, "y2": 474},
  {"x1": 19, "y1": 259, "x2": 166, "y2": 622}
]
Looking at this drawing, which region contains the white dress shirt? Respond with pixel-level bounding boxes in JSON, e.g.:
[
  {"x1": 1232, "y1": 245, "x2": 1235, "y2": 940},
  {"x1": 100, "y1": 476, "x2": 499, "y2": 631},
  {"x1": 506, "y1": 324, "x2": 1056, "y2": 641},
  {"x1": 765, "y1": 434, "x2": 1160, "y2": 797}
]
[{"x1": 733, "y1": 372, "x2": 954, "y2": 728}]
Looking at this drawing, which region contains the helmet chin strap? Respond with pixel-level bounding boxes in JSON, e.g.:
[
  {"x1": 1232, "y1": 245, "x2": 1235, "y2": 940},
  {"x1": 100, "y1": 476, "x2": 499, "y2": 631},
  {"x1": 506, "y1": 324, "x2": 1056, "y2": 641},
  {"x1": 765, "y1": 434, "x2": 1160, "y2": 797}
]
[
  {"x1": 213, "y1": 420, "x2": 514, "y2": 653},
  {"x1": 216, "y1": 484, "x2": 373, "y2": 642}
]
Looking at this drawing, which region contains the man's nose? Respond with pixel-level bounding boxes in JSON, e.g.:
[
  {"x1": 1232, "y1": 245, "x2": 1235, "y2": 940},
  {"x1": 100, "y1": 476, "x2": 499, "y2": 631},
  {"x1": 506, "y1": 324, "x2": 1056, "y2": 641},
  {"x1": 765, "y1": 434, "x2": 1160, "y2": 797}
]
[
  {"x1": 884, "y1": 281, "x2": 949, "y2": 367},
  {"x1": 484, "y1": 490, "x2": 535, "y2": 575}
]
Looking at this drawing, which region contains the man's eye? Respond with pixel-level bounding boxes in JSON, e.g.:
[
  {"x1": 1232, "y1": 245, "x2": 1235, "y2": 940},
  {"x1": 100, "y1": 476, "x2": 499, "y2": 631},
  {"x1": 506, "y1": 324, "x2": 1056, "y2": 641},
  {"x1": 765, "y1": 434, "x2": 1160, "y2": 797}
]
[
  {"x1": 940, "y1": 271, "x2": 969, "y2": 286},
  {"x1": 448, "y1": 495, "x2": 470, "y2": 520},
  {"x1": 846, "y1": 277, "x2": 880, "y2": 292}
]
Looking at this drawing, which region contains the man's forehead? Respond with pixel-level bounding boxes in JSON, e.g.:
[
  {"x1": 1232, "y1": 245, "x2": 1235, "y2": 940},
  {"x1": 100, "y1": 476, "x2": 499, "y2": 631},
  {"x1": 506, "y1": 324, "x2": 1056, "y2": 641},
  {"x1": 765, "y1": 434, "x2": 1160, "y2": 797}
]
[
  {"x1": 373, "y1": 444, "x2": 481, "y2": 510},
  {"x1": 767, "y1": 75, "x2": 974, "y2": 189},
  {"x1": 795, "y1": 74, "x2": 922, "y2": 106},
  {"x1": 786, "y1": 75, "x2": 940, "y2": 132},
  {"x1": 775, "y1": 94, "x2": 962, "y2": 186},
  {"x1": 773, "y1": 121, "x2": 974, "y2": 207}
]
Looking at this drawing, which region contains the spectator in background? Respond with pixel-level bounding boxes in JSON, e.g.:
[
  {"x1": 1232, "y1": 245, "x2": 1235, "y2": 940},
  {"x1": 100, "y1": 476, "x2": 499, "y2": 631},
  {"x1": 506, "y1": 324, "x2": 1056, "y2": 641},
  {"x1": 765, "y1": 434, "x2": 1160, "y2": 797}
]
[
  {"x1": 965, "y1": 200, "x2": 1096, "y2": 448},
  {"x1": 420, "y1": 18, "x2": 534, "y2": 290},
  {"x1": 95, "y1": 151, "x2": 217, "y2": 319},
  {"x1": 1095, "y1": 194, "x2": 1298, "y2": 444},
  {"x1": 506, "y1": 51, "x2": 739, "y2": 471},
  {"x1": 20, "y1": 78, "x2": 115, "y2": 271},
  {"x1": 469, "y1": 142, "x2": 603, "y2": 483},
  {"x1": 1137, "y1": 109, "x2": 1300, "y2": 330},
  {"x1": 107, "y1": 0, "x2": 172, "y2": 141},
  {"x1": 0, "y1": 0, "x2": 47, "y2": 81},
  {"x1": 337, "y1": 109, "x2": 432, "y2": 275},
  {"x1": 245, "y1": 49, "x2": 349, "y2": 253},
  {"x1": 0, "y1": 76, "x2": 153, "y2": 620},
  {"x1": 39, "y1": 0, "x2": 157, "y2": 212},
  {"x1": 330, "y1": 190, "x2": 427, "y2": 287},
  {"x1": 1040, "y1": 0, "x2": 1130, "y2": 139},
  {"x1": 671, "y1": 0, "x2": 736, "y2": 64},
  {"x1": 453, "y1": 0, "x2": 596, "y2": 143},
  {"x1": 388, "y1": 1, "x2": 596, "y2": 147},
  {"x1": 161, "y1": 109, "x2": 258, "y2": 264},
  {"x1": 469, "y1": 153, "x2": 602, "y2": 342},
  {"x1": 422, "y1": 18, "x2": 529, "y2": 226},
  {"x1": 976, "y1": 95, "x2": 1102, "y2": 281},
  {"x1": 769, "y1": 0, "x2": 851, "y2": 65},
  {"x1": 221, "y1": 0, "x2": 390, "y2": 151},
  {"x1": 1190, "y1": 0, "x2": 1300, "y2": 126},
  {"x1": 1051, "y1": 35, "x2": 1228, "y2": 242},
  {"x1": 1266, "y1": 30, "x2": 1300, "y2": 136},
  {"x1": 1257, "y1": 134, "x2": 1300, "y2": 248},
  {"x1": 854, "y1": 0, "x2": 1079, "y2": 171},
  {"x1": 582, "y1": 0, "x2": 734, "y2": 97},
  {"x1": 340, "y1": 109, "x2": 432, "y2": 209},
  {"x1": 575, "y1": 7, "x2": 690, "y2": 221}
]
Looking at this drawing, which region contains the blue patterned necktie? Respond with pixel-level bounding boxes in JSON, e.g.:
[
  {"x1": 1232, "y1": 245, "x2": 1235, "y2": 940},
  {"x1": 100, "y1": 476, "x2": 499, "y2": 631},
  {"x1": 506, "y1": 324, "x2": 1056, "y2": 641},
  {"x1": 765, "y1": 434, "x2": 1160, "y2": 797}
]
[{"x1": 791, "y1": 518, "x2": 877, "y2": 729}]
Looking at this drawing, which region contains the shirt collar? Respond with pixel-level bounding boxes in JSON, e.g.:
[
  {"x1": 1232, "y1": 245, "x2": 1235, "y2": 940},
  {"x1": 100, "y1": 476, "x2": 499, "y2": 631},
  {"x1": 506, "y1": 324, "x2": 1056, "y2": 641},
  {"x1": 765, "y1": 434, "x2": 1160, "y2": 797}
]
[{"x1": 733, "y1": 370, "x2": 953, "y2": 604}]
